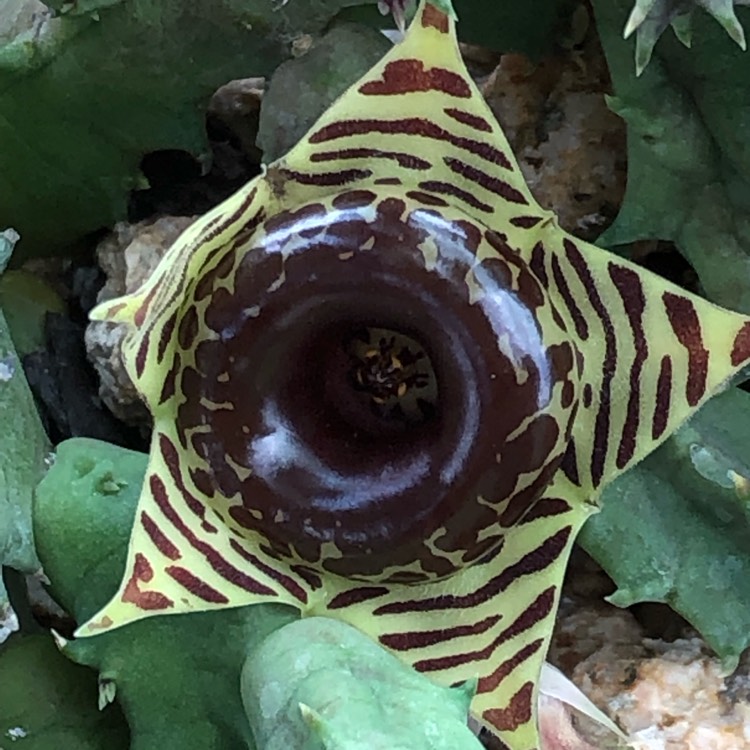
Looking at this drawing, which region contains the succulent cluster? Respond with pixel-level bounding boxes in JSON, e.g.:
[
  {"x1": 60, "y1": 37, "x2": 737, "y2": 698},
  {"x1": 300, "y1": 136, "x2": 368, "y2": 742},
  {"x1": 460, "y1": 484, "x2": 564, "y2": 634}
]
[
  {"x1": 625, "y1": 0, "x2": 749, "y2": 73},
  {"x1": 2, "y1": 1, "x2": 750, "y2": 749}
]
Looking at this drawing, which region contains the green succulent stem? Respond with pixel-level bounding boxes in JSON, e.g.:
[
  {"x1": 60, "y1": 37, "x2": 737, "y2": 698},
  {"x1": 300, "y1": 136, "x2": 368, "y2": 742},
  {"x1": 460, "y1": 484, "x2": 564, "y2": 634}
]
[
  {"x1": 0, "y1": 231, "x2": 50, "y2": 639},
  {"x1": 624, "y1": 0, "x2": 749, "y2": 73},
  {"x1": 241, "y1": 616, "x2": 484, "y2": 750}
]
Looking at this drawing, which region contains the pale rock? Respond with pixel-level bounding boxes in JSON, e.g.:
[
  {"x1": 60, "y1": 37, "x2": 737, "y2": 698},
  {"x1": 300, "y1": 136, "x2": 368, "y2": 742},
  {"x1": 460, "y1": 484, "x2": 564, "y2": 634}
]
[
  {"x1": 481, "y1": 3, "x2": 626, "y2": 240},
  {"x1": 85, "y1": 216, "x2": 195, "y2": 425},
  {"x1": 549, "y1": 600, "x2": 750, "y2": 750}
]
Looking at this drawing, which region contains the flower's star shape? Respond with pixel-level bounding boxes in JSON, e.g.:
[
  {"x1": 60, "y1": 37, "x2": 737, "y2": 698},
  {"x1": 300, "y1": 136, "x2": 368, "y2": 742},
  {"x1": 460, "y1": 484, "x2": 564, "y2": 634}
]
[{"x1": 77, "y1": 2, "x2": 750, "y2": 748}]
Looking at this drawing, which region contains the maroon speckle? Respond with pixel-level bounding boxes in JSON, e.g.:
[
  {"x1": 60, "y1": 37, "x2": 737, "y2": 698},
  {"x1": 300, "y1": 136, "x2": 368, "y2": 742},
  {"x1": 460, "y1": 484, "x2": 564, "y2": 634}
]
[
  {"x1": 482, "y1": 682, "x2": 534, "y2": 732},
  {"x1": 122, "y1": 552, "x2": 174, "y2": 610},
  {"x1": 653, "y1": 355, "x2": 673, "y2": 439},
  {"x1": 421, "y1": 4, "x2": 450, "y2": 32},
  {"x1": 663, "y1": 292, "x2": 708, "y2": 406},
  {"x1": 444, "y1": 157, "x2": 526, "y2": 203},
  {"x1": 360, "y1": 59, "x2": 469, "y2": 98},
  {"x1": 165, "y1": 565, "x2": 229, "y2": 604},
  {"x1": 141, "y1": 511, "x2": 181, "y2": 561},
  {"x1": 732, "y1": 321, "x2": 750, "y2": 366},
  {"x1": 443, "y1": 107, "x2": 493, "y2": 132}
]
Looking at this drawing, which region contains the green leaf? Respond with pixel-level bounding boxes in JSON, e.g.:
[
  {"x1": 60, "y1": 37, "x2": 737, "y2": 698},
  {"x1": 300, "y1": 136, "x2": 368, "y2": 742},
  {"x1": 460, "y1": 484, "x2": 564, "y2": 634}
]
[
  {"x1": 33, "y1": 437, "x2": 297, "y2": 750},
  {"x1": 0, "y1": 233, "x2": 50, "y2": 638},
  {"x1": 579, "y1": 387, "x2": 750, "y2": 671},
  {"x1": 0, "y1": 634, "x2": 130, "y2": 749},
  {"x1": 450, "y1": 0, "x2": 573, "y2": 56},
  {"x1": 592, "y1": 0, "x2": 750, "y2": 313},
  {"x1": 0, "y1": 271, "x2": 66, "y2": 357},
  {"x1": 0, "y1": 0, "x2": 372, "y2": 260}
]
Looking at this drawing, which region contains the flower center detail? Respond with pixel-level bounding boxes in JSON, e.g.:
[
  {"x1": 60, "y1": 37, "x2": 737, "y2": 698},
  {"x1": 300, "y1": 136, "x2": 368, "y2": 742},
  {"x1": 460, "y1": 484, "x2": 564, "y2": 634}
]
[{"x1": 348, "y1": 326, "x2": 437, "y2": 426}]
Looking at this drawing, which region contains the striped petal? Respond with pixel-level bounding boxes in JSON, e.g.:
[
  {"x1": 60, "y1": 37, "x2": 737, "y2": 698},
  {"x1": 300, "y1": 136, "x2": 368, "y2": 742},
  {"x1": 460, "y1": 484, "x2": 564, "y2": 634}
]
[{"x1": 78, "y1": 2, "x2": 750, "y2": 749}]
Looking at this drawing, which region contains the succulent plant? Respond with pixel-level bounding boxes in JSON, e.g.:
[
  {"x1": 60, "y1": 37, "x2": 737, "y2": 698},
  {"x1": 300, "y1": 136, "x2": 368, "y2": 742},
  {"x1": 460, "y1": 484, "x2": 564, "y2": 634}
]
[
  {"x1": 74, "y1": 1, "x2": 750, "y2": 748},
  {"x1": 624, "y1": 0, "x2": 749, "y2": 73}
]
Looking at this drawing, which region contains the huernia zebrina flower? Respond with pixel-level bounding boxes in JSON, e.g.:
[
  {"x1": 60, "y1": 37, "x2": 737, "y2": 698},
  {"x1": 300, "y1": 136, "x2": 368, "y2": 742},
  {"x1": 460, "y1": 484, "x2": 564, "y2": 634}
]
[{"x1": 78, "y1": 3, "x2": 750, "y2": 748}]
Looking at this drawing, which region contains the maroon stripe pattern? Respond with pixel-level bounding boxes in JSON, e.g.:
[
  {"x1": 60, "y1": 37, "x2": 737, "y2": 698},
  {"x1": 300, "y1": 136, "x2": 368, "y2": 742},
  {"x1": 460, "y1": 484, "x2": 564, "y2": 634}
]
[
  {"x1": 375, "y1": 529, "x2": 570, "y2": 615},
  {"x1": 443, "y1": 107, "x2": 493, "y2": 132},
  {"x1": 477, "y1": 639, "x2": 543, "y2": 694},
  {"x1": 360, "y1": 59, "x2": 471, "y2": 98},
  {"x1": 653, "y1": 355, "x2": 673, "y2": 439},
  {"x1": 149, "y1": 472, "x2": 277, "y2": 597},
  {"x1": 309, "y1": 118, "x2": 513, "y2": 169},
  {"x1": 418, "y1": 180, "x2": 492, "y2": 211},
  {"x1": 608, "y1": 264, "x2": 648, "y2": 469},
  {"x1": 564, "y1": 240, "x2": 616, "y2": 488},
  {"x1": 165, "y1": 566, "x2": 229, "y2": 604},
  {"x1": 277, "y1": 167, "x2": 372, "y2": 187},
  {"x1": 663, "y1": 292, "x2": 709, "y2": 406},
  {"x1": 443, "y1": 157, "x2": 527, "y2": 204},
  {"x1": 327, "y1": 586, "x2": 391, "y2": 610},
  {"x1": 141, "y1": 511, "x2": 181, "y2": 561},
  {"x1": 229, "y1": 539, "x2": 308, "y2": 603},
  {"x1": 311, "y1": 148, "x2": 431, "y2": 170},
  {"x1": 380, "y1": 614, "x2": 502, "y2": 651},
  {"x1": 551, "y1": 253, "x2": 588, "y2": 340},
  {"x1": 411, "y1": 588, "x2": 555, "y2": 672}
]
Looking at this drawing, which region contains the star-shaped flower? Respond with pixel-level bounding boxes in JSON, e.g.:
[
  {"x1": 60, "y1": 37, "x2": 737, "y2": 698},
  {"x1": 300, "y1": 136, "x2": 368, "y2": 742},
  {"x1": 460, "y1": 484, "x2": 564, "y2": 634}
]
[{"x1": 77, "y1": 2, "x2": 750, "y2": 748}]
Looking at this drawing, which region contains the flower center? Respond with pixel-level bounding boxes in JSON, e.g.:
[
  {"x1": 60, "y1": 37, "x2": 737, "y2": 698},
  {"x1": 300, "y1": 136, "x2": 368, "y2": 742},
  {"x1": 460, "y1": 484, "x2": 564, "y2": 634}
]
[{"x1": 348, "y1": 326, "x2": 437, "y2": 426}]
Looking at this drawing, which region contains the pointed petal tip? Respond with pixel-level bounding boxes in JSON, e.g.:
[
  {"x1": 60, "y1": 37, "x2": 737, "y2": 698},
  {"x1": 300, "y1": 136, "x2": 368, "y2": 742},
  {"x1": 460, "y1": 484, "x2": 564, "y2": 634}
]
[
  {"x1": 73, "y1": 610, "x2": 116, "y2": 639},
  {"x1": 89, "y1": 297, "x2": 131, "y2": 324}
]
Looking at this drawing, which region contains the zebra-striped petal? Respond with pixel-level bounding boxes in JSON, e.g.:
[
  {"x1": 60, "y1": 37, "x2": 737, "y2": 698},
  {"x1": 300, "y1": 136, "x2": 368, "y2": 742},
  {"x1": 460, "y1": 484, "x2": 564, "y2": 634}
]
[{"x1": 77, "y1": 2, "x2": 750, "y2": 748}]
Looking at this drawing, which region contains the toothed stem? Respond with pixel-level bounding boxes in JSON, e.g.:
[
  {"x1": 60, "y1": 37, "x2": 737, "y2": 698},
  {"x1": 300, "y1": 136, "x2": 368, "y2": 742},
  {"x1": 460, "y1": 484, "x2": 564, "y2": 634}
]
[{"x1": 241, "y1": 617, "x2": 484, "y2": 750}]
